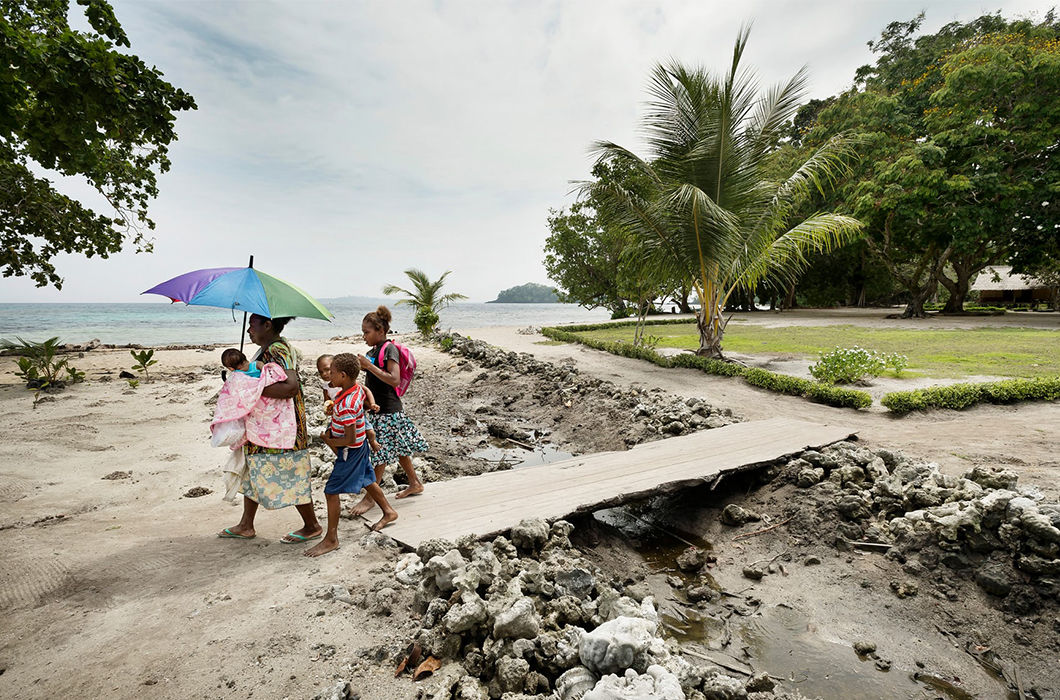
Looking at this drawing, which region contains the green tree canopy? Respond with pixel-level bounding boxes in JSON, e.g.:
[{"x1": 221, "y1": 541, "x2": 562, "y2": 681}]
[
  {"x1": 1, "y1": 0, "x2": 196, "y2": 288},
  {"x1": 543, "y1": 160, "x2": 660, "y2": 318},
  {"x1": 490, "y1": 283, "x2": 559, "y2": 303},
  {"x1": 798, "y1": 12, "x2": 1060, "y2": 315}
]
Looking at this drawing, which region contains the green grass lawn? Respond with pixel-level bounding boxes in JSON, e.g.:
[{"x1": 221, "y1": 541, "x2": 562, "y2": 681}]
[{"x1": 574, "y1": 323, "x2": 1060, "y2": 379}]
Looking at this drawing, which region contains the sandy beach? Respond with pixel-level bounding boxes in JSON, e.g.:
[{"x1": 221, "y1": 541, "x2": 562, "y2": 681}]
[{"x1": 1, "y1": 314, "x2": 1058, "y2": 698}]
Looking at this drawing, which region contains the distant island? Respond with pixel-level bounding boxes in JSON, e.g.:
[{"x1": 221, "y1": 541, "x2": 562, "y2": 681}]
[{"x1": 488, "y1": 283, "x2": 560, "y2": 303}]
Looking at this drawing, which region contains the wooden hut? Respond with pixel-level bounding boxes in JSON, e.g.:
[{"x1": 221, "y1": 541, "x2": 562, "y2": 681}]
[{"x1": 971, "y1": 266, "x2": 1053, "y2": 306}]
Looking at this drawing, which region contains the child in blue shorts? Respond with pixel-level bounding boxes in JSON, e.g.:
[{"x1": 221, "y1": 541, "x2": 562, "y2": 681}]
[{"x1": 305, "y1": 353, "x2": 396, "y2": 557}]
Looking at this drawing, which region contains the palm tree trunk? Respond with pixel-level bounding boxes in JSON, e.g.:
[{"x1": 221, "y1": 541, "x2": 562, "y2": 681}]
[
  {"x1": 695, "y1": 280, "x2": 725, "y2": 358},
  {"x1": 695, "y1": 309, "x2": 724, "y2": 357}
]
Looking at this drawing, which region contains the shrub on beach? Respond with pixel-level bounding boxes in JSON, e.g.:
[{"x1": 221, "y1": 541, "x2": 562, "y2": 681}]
[{"x1": 3, "y1": 336, "x2": 85, "y2": 394}]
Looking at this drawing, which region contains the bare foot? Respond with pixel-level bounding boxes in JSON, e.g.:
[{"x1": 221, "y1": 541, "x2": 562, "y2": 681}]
[
  {"x1": 304, "y1": 537, "x2": 339, "y2": 557},
  {"x1": 349, "y1": 494, "x2": 376, "y2": 516},
  {"x1": 395, "y1": 483, "x2": 424, "y2": 499},
  {"x1": 370, "y1": 511, "x2": 398, "y2": 532},
  {"x1": 218, "y1": 525, "x2": 255, "y2": 539}
]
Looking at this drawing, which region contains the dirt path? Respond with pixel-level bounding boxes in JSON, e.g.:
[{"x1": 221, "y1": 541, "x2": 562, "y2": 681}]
[{"x1": 461, "y1": 323, "x2": 1060, "y2": 499}]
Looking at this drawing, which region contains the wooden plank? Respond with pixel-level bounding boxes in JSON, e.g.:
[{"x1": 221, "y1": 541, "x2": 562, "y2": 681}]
[{"x1": 369, "y1": 417, "x2": 854, "y2": 549}]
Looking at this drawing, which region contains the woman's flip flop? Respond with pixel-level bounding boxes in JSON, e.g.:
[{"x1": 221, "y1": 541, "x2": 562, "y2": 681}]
[
  {"x1": 281, "y1": 531, "x2": 322, "y2": 544},
  {"x1": 218, "y1": 528, "x2": 255, "y2": 540}
]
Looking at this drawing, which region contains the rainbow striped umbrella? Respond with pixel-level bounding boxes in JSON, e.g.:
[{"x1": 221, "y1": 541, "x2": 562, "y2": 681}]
[{"x1": 142, "y1": 265, "x2": 333, "y2": 321}]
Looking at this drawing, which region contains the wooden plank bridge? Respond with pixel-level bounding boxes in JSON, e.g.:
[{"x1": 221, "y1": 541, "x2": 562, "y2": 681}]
[{"x1": 370, "y1": 417, "x2": 855, "y2": 550}]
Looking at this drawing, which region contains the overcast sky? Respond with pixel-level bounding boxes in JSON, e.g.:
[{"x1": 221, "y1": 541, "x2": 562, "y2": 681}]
[{"x1": 2, "y1": 0, "x2": 1052, "y2": 303}]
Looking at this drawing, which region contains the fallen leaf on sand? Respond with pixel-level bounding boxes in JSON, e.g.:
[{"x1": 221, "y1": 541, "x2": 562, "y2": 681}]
[
  {"x1": 413, "y1": 656, "x2": 441, "y2": 681},
  {"x1": 394, "y1": 641, "x2": 422, "y2": 677}
]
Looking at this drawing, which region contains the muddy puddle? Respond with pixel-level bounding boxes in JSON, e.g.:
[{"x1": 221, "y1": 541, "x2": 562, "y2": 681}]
[
  {"x1": 469, "y1": 438, "x2": 573, "y2": 470},
  {"x1": 590, "y1": 505, "x2": 1018, "y2": 700}
]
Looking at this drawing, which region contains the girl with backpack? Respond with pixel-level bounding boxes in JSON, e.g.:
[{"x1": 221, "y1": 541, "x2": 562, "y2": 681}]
[{"x1": 352, "y1": 305, "x2": 429, "y2": 517}]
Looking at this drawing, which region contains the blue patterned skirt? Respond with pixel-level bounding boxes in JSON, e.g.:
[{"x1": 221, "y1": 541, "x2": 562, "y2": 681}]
[
  {"x1": 371, "y1": 411, "x2": 429, "y2": 467},
  {"x1": 325, "y1": 442, "x2": 375, "y2": 495}
]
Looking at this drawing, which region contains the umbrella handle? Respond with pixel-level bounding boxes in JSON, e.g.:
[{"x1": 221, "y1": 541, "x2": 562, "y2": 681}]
[{"x1": 239, "y1": 255, "x2": 254, "y2": 353}]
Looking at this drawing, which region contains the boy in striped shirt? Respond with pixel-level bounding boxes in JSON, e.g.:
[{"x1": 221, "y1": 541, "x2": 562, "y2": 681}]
[{"x1": 306, "y1": 354, "x2": 396, "y2": 557}]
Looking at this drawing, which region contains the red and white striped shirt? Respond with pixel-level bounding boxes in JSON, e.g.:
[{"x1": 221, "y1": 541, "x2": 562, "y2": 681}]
[{"x1": 328, "y1": 385, "x2": 366, "y2": 448}]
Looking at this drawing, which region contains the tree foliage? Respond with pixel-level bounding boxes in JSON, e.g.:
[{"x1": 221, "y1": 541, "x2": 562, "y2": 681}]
[
  {"x1": 1, "y1": 0, "x2": 197, "y2": 288},
  {"x1": 798, "y1": 12, "x2": 1060, "y2": 316},
  {"x1": 491, "y1": 282, "x2": 559, "y2": 303},
  {"x1": 590, "y1": 29, "x2": 862, "y2": 357},
  {"x1": 543, "y1": 160, "x2": 654, "y2": 318}
]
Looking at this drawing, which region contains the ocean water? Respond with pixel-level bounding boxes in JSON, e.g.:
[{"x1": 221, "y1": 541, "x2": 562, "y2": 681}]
[{"x1": 0, "y1": 298, "x2": 611, "y2": 347}]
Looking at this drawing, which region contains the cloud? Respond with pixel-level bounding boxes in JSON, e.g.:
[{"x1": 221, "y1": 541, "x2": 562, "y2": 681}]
[{"x1": 2, "y1": 0, "x2": 1053, "y2": 302}]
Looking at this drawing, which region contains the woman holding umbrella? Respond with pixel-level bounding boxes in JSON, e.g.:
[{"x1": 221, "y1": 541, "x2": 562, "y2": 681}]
[{"x1": 218, "y1": 314, "x2": 322, "y2": 543}]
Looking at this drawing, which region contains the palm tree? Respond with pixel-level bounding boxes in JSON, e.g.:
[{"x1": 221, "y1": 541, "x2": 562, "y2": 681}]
[
  {"x1": 591, "y1": 27, "x2": 863, "y2": 357},
  {"x1": 383, "y1": 269, "x2": 467, "y2": 336}
]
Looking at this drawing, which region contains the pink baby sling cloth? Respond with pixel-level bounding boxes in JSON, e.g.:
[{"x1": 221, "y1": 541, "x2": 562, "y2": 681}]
[{"x1": 210, "y1": 362, "x2": 296, "y2": 500}]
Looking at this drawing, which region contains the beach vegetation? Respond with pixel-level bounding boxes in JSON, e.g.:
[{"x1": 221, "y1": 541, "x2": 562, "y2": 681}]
[
  {"x1": 0, "y1": 0, "x2": 197, "y2": 289},
  {"x1": 130, "y1": 349, "x2": 157, "y2": 380},
  {"x1": 587, "y1": 28, "x2": 863, "y2": 358},
  {"x1": 3, "y1": 336, "x2": 85, "y2": 399},
  {"x1": 383, "y1": 269, "x2": 468, "y2": 337}
]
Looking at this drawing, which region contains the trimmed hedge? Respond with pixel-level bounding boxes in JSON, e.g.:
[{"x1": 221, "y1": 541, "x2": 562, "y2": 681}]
[
  {"x1": 923, "y1": 303, "x2": 1007, "y2": 315},
  {"x1": 667, "y1": 352, "x2": 746, "y2": 377},
  {"x1": 743, "y1": 367, "x2": 873, "y2": 409},
  {"x1": 540, "y1": 327, "x2": 671, "y2": 367},
  {"x1": 547, "y1": 317, "x2": 695, "y2": 333},
  {"x1": 882, "y1": 376, "x2": 1060, "y2": 414},
  {"x1": 541, "y1": 326, "x2": 872, "y2": 409}
]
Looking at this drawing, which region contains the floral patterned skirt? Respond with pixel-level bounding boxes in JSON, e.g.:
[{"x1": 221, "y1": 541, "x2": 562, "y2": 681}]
[
  {"x1": 240, "y1": 447, "x2": 313, "y2": 509},
  {"x1": 370, "y1": 412, "x2": 429, "y2": 467}
]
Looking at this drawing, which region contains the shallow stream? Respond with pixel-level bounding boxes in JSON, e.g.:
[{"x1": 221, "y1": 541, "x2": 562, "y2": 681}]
[
  {"x1": 469, "y1": 438, "x2": 573, "y2": 470},
  {"x1": 592, "y1": 506, "x2": 1018, "y2": 700}
]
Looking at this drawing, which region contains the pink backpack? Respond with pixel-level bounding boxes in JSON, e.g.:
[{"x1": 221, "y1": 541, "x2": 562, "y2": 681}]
[{"x1": 375, "y1": 339, "x2": 416, "y2": 397}]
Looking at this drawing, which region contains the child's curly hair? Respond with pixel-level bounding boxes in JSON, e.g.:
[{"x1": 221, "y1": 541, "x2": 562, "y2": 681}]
[{"x1": 330, "y1": 353, "x2": 360, "y2": 381}]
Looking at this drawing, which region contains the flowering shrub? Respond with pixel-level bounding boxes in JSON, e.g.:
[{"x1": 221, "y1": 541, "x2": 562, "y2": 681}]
[{"x1": 810, "y1": 346, "x2": 908, "y2": 384}]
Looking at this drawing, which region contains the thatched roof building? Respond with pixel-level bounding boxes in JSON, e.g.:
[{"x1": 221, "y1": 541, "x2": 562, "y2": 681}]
[{"x1": 972, "y1": 266, "x2": 1052, "y2": 305}]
